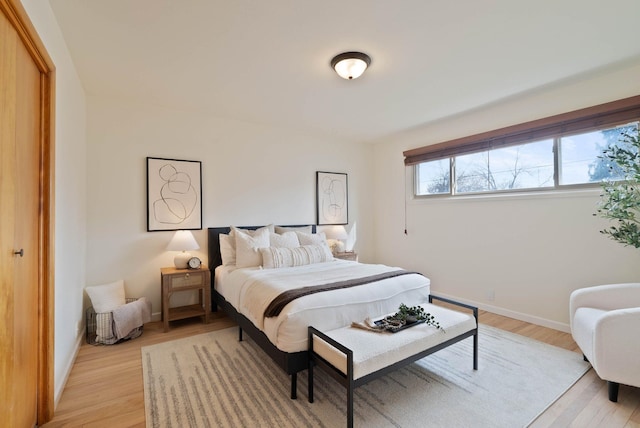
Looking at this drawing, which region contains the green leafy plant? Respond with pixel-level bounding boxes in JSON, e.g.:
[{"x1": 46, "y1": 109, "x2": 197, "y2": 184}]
[
  {"x1": 384, "y1": 303, "x2": 442, "y2": 331},
  {"x1": 594, "y1": 129, "x2": 640, "y2": 248}
]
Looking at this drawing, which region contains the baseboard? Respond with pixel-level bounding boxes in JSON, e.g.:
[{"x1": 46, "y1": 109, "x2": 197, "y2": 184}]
[
  {"x1": 54, "y1": 331, "x2": 84, "y2": 409},
  {"x1": 432, "y1": 292, "x2": 571, "y2": 333},
  {"x1": 151, "y1": 312, "x2": 162, "y2": 322}
]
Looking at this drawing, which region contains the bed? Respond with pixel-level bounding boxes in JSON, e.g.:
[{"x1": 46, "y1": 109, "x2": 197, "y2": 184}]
[{"x1": 207, "y1": 225, "x2": 431, "y2": 398}]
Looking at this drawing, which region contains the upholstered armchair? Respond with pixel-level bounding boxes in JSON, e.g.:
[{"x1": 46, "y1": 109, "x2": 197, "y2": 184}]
[{"x1": 570, "y1": 283, "x2": 640, "y2": 402}]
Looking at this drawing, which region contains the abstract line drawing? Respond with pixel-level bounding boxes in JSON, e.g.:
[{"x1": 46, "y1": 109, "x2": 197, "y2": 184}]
[
  {"x1": 316, "y1": 171, "x2": 348, "y2": 225},
  {"x1": 147, "y1": 157, "x2": 202, "y2": 231}
]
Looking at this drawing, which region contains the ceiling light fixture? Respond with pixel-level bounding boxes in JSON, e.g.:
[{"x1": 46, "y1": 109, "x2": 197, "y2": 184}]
[{"x1": 330, "y1": 51, "x2": 371, "y2": 80}]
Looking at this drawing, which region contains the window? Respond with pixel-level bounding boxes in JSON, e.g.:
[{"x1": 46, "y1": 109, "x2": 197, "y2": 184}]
[
  {"x1": 559, "y1": 124, "x2": 637, "y2": 185},
  {"x1": 415, "y1": 159, "x2": 449, "y2": 195},
  {"x1": 413, "y1": 122, "x2": 637, "y2": 196},
  {"x1": 404, "y1": 95, "x2": 640, "y2": 197},
  {"x1": 455, "y1": 139, "x2": 554, "y2": 194}
]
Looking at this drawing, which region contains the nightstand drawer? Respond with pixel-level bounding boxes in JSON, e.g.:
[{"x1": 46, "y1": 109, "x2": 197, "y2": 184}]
[{"x1": 170, "y1": 271, "x2": 205, "y2": 288}]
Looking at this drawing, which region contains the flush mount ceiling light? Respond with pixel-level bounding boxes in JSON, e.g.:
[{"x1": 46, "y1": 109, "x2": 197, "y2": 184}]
[{"x1": 330, "y1": 51, "x2": 371, "y2": 80}]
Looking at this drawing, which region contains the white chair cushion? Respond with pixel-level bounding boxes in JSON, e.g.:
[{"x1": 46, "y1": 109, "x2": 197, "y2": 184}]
[{"x1": 572, "y1": 307, "x2": 605, "y2": 362}]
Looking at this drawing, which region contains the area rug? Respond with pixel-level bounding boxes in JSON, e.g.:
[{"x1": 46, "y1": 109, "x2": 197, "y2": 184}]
[{"x1": 141, "y1": 325, "x2": 590, "y2": 428}]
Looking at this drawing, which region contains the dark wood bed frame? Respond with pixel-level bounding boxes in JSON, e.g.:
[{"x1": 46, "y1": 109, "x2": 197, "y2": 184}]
[{"x1": 207, "y1": 225, "x2": 316, "y2": 399}]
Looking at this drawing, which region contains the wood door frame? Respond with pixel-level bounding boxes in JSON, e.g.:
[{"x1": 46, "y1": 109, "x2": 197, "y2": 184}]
[{"x1": 0, "y1": 0, "x2": 55, "y2": 423}]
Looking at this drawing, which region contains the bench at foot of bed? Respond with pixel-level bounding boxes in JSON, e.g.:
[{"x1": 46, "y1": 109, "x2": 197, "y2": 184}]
[{"x1": 308, "y1": 295, "x2": 478, "y2": 428}]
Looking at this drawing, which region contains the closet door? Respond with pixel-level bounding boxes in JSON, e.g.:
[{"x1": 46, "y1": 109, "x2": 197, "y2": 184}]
[{"x1": 0, "y1": 8, "x2": 43, "y2": 427}]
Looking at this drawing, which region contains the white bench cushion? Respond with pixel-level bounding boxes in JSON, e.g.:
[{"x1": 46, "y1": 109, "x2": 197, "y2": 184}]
[{"x1": 312, "y1": 303, "x2": 476, "y2": 379}]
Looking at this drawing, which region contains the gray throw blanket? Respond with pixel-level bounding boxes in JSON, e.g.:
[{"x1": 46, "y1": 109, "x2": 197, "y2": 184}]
[
  {"x1": 264, "y1": 270, "x2": 421, "y2": 317},
  {"x1": 112, "y1": 296, "x2": 151, "y2": 340}
]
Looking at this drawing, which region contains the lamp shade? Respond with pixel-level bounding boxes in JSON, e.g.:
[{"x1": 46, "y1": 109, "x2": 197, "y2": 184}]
[
  {"x1": 331, "y1": 52, "x2": 371, "y2": 80},
  {"x1": 166, "y1": 230, "x2": 199, "y2": 268},
  {"x1": 166, "y1": 230, "x2": 199, "y2": 251},
  {"x1": 323, "y1": 225, "x2": 348, "y2": 253},
  {"x1": 323, "y1": 225, "x2": 348, "y2": 240}
]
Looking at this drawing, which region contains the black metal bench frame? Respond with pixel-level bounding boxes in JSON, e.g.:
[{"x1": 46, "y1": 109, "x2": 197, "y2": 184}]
[{"x1": 308, "y1": 295, "x2": 478, "y2": 428}]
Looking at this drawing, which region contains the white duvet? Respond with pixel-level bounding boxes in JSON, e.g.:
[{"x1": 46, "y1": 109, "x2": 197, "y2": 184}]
[{"x1": 215, "y1": 260, "x2": 431, "y2": 352}]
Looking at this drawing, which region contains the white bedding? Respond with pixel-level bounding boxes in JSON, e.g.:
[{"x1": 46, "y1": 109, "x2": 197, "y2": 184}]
[{"x1": 214, "y1": 260, "x2": 431, "y2": 352}]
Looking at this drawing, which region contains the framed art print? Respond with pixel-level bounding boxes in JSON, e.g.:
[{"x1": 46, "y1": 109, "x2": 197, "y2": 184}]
[
  {"x1": 147, "y1": 157, "x2": 202, "y2": 231},
  {"x1": 316, "y1": 171, "x2": 348, "y2": 225}
]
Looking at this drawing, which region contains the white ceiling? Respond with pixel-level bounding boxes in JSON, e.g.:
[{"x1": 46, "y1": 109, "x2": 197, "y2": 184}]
[{"x1": 49, "y1": 0, "x2": 640, "y2": 143}]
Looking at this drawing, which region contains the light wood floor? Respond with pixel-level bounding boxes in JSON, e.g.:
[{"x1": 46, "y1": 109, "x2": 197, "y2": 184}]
[{"x1": 41, "y1": 310, "x2": 640, "y2": 428}]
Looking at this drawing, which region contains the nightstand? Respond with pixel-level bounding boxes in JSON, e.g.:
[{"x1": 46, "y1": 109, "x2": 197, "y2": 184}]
[
  {"x1": 161, "y1": 266, "x2": 210, "y2": 332},
  {"x1": 333, "y1": 251, "x2": 358, "y2": 261}
]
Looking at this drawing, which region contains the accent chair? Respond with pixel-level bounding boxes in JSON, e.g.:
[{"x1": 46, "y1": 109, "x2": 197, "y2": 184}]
[{"x1": 569, "y1": 282, "x2": 640, "y2": 402}]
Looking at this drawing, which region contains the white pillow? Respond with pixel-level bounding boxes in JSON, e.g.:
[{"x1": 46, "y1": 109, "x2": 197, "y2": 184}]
[
  {"x1": 219, "y1": 233, "x2": 236, "y2": 265},
  {"x1": 275, "y1": 225, "x2": 313, "y2": 234},
  {"x1": 269, "y1": 231, "x2": 300, "y2": 248},
  {"x1": 86, "y1": 280, "x2": 126, "y2": 313},
  {"x1": 296, "y1": 231, "x2": 328, "y2": 246},
  {"x1": 260, "y1": 244, "x2": 334, "y2": 269},
  {"x1": 231, "y1": 224, "x2": 274, "y2": 237},
  {"x1": 235, "y1": 227, "x2": 270, "y2": 267},
  {"x1": 220, "y1": 225, "x2": 274, "y2": 266}
]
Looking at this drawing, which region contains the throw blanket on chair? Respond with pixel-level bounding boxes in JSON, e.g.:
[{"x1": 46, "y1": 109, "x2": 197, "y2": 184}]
[{"x1": 112, "y1": 296, "x2": 152, "y2": 340}]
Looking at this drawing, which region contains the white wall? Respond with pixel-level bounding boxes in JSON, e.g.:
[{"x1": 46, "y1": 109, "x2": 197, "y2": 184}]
[
  {"x1": 85, "y1": 97, "x2": 374, "y2": 317},
  {"x1": 372, "y1": 59, "x2": 640, "y2": 330},
  {"x1": 20, "y1": 0, "x2": 88, "y2": 405}
]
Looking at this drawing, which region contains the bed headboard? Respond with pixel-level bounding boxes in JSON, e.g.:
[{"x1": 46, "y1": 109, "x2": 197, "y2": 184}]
[{"x1": 207, "y1": 225, "x2": 317, "y2": 272}]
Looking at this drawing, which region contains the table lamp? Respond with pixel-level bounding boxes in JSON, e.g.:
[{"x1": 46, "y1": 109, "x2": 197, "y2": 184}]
[
  {"x1": 324, "y1": 225, "x2": 348, "y2": 253},
  {"x1": 166, "y1": 230, "x2": 199, "y2": 269}
]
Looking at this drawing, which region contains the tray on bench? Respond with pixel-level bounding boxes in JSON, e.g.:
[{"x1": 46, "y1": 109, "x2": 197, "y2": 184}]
[{"x1": 373, "y1": 318, "x2": 425, "y2": 332}]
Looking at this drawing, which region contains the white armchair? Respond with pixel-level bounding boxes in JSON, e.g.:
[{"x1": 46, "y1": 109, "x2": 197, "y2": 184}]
[{"x1": 570, "y1": 283, "x2": 640, "y2": 402}]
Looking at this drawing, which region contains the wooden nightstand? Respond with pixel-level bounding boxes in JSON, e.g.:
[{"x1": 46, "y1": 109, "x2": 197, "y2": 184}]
[
  {"x1": 333, "y1": 251, "x2": 358, "y2": 261},
  {"x1": 161, "y1": 266, "x2": 210, "y2": 332}
]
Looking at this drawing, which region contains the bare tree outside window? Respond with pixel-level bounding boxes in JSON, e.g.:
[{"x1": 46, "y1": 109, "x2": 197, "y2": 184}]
[
  {"x1": 455, "y1": 140, "x2": 554, "y2": 194},
  {"x1": 416, "y1": 159, "x2": 450, "y2": 195},
  {"x1": 414, "y1": 123, "x2": 639, "y2": 197}
]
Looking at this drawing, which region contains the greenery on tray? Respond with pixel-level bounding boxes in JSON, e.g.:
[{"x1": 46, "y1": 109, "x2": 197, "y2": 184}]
[
  {"x1": 594, "y1": 129, "x2": 640, "y2": 248},
  {"x1": 380, "y1": 303, "x2": 443, "y2": 332}
]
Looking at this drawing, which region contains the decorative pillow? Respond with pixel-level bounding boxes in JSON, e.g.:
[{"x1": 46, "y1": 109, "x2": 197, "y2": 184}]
[
  {"x1": 295, "y1": 231, "x2": 328, "y2": 247},
  {"x1": 235, "y1": 227, "x2": 270, "y2": 267},
  {"x1": 219, "y1": 233, "x2": 236, "y2": 265},
  {"x1": 85, "y1": 279, "x2": 126, "y2": 313},
  {"x1": 260, "y1": 244, "x2": 334, "y2": 269},
  {"x1": 221, "y1": 225, "x2": 274, "y2": 266},
  {"x1": 231, "y1": 224, "x2": 274, "y2": 237},
  {"x1": 275, "y1": 225, "x2": 313, "y2": 234},
  {"x1": 269, "y1": 231, "x2": 300, "y2": 248}
]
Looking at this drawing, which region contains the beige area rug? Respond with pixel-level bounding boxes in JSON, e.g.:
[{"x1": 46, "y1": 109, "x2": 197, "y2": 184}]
[{"x1": 142, "y1": 325, "x2": 590, "y2": 428}]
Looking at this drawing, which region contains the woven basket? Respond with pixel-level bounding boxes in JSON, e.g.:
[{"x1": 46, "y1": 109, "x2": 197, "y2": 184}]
[{"x1": 85, "y1": 298, "x2": 143, "y2": 345}]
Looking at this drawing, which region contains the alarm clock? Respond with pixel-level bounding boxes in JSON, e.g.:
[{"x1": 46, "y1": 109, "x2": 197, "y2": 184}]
[{"x1": 187, "y1": 256, "x2": 202, "y2": 269}]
